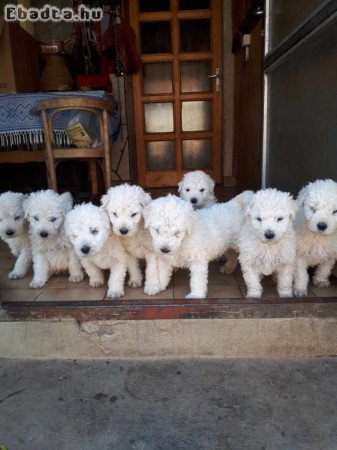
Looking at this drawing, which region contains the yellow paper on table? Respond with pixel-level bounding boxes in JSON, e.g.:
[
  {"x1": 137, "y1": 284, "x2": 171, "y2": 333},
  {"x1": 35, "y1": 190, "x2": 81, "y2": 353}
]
[{"x1": 66, "y1": 123, "x2": 92, "y2": 148}]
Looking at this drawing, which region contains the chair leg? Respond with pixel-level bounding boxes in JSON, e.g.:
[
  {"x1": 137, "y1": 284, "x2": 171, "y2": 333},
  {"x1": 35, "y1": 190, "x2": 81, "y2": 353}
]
[
  {"x1": 41, "y1": 111, "x2": 57, "y2": 191},
  {"x1": 88, "y1": 160, "x2": 99, "y2": 196},
  {"x1": 102, "y1": 110, "x2": 112, "y2": 190},
  {"x1": 46, "y1": 159, "x2": 57, "y2": 191}
]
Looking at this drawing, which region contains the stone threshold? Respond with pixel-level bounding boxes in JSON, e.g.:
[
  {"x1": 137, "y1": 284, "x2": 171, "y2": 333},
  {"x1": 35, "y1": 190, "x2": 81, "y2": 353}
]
[{"x1": 1, "y1": 296, "x2": 337, "y2": 322}]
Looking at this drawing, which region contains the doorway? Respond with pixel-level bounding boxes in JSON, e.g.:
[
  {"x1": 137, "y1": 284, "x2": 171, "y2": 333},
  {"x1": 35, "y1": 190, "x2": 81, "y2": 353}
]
[{"x1": 129, "y1": 0, "x2": 223, "y2": 187}]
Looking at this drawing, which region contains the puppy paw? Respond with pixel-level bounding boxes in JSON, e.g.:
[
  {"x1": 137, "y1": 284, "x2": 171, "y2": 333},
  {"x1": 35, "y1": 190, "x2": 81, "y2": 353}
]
[
  {"x1": 312, "y1": 279, "x2": 330, "y2": 288},
  {"x1": 128, "y1": 277, "x2": 143, "y2": 288},
  {"x1": 278, "y1": 290, "x2": 293, "y2": 298},
  {"x1": 29, "y1": 279, "x2": 46, "y2": 289},
  {"x1": 89, "y1": 278, "x2": 104, "y2": 288},
  {"x1": 8, "y1": 270, "x2": 25, "y2": 280},
  {"x1": 185, "y1": 292, "x2": 206, "y2": 299},
  {"x1": 246, "y1": 290, "x2": 262, "y2": 298},
  {"x1": 69, "y1": 273, "x2": 84, "y2": 283},
  {"x1": 106, "y1": 289, "x2": 124, "y2": 300},
  {"x1": 293, "y1": 289, "x2": 307, "y2": 297},
  {"x1": 144, "y1": 283, "x2": 161, "y2": 295}
]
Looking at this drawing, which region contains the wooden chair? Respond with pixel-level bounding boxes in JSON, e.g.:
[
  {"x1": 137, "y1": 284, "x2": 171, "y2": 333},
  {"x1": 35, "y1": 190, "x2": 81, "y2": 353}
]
[{"x1": 32, "y1": 97, "x2": 116, "y2": 195}]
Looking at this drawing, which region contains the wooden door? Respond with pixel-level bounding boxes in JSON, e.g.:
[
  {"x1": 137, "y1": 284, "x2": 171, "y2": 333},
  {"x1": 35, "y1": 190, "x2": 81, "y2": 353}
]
[{"x1": 129, "y1": 0, "x2": 223, "y2": 187}]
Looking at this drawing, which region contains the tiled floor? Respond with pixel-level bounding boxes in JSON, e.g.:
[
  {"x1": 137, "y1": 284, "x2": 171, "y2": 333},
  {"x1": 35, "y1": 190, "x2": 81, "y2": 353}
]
[{"x1": 1, "y1": 238, "x2": 336, "y2": 302}]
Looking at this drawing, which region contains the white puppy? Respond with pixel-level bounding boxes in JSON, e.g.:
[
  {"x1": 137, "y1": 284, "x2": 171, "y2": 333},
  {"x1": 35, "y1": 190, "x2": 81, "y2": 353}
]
[
  {"x1": 238, "y1": 189, "x2": 297, "y2": 298},
  {"x1": 101, "y1": 183, "x2": 163, "y2": 295},
  {"x1": 24, "y1": 190, "x2": 83, "y2": 288},
  {"x1": 0, "y1": 191, "x2": 31, "y2": 279},
  {"x1": 178, "y1": 170, "x2": 216, "y2": 209},
  {"x1": 65, "y1": 203, "x2": 141, "y2": 299},
  {"x1": 294, "y1": 179, "x2": 337, "y2": 296},
  {"x1": 143, "y1": 193, "x2": 250, "y2": 298},
  {"x1": 219, "y1": 190, "x2": 254, "y2": 274}
]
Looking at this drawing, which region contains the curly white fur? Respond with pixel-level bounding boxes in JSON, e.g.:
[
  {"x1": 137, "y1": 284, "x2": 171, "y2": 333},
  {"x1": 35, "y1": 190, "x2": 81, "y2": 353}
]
[
  {"x1": 24, "y1": 190, "x2": 83, "y2": 288},
  {"x1": 101, "y1": 184, "x2": 162, "y2": 295},
  {"x1": 0, "y1": 191, "x2": 31, "y2": 279},
  {"x1": 294, "y1": 179, "x2": 337, "y2": 296},
  {"x1": 65, "y1": 203, "x2": 140, "y2": 299},
  {"x1": 218, "y1": 190, "x2": 254, "y2": 274},
  {"x1": 178, "y1": 170, "x2": 216, "y2": 209},
  {"x1": 238, "y1": 189, "x2": 297, "y2": 298},
  {"x1": 143, "y1": 193, "x2": 250, "y2": 298}
]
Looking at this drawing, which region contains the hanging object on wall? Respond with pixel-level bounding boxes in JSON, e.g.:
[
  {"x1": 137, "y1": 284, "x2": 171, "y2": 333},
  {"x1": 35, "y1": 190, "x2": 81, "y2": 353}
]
[{"x1": 102, "y1": 11, "x2": 141, "y2": 76}]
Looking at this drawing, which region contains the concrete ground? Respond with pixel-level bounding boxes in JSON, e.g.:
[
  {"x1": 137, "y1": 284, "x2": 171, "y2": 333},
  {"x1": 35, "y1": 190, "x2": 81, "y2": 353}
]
[{"x1": 0, "y1": 358, "x2": 337, "y2": 450}]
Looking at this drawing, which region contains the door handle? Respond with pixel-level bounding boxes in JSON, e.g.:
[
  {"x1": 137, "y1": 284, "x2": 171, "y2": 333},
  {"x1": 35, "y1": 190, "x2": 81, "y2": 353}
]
[{"x1": 207, "y1": 67, "x2": 220, "y2": 92}]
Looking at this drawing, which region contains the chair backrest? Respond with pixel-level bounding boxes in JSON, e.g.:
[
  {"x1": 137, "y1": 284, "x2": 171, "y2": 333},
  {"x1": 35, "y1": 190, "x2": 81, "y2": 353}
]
[
  {"x1": 31, "y1": 97, "x2": 116, "y2": 115},
  {"x1": 30, "y1": 97, "x2": 114, "y2": 192}
]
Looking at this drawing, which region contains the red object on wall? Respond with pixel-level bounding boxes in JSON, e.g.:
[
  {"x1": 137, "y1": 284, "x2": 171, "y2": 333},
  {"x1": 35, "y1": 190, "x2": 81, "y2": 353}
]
[{"x1": 76, "y1": 74, "x2": 111, "y2": 91}]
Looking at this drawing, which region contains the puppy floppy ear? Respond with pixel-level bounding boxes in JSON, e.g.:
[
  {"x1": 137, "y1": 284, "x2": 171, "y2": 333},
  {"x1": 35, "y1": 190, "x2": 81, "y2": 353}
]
[
  {"x1": 244, "y1": 199, "x2": 254, "y2": 219},
  {"x1": 235, "y1": 190, "x2": 254, "y2": 210},
  {"x1": 140, "y1": 190, "x2": 152, "y2": 208},
  {"x1": 296, "y1": 186, "x2": 308, "y2": 208},
  {"x1": 177, "y1": 178, "x2": 184, "y2": 194},
  {"x1": 98, "y1": 206, "x2": 111, "y2": 229},
  {"x1": 22, "y1": 195, "x2": 31, "y2": 219},
  {"x1": 100, "y1": 193, "x2": 109, "y2": 210},
  {"x1": 142, "y1": 203, "x2": 152, "y2": 228},
  {"x1": 289, "y1": 198, "x2": 298, "y2": 221},
  {"x1": 60, "y1": 192, "x2": 73, "y2": 214},
  {"x1": 206, "y1": 175, "x2": 215, "y2": 193}
]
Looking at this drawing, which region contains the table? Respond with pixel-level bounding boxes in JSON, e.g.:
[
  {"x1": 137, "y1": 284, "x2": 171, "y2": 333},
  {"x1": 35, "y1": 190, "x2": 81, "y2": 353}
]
[{"x1": 0, "y1": 91, "x2": 120, "y2": 164}]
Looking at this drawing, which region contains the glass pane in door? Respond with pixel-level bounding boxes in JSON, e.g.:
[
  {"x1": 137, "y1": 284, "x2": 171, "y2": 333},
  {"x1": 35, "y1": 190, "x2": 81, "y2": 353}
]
[
  {"x1": 143, "y1": 62, "x2": 173, "y2": 94},
  {"x1": 146, "y1": 141, "x2": 175, "y2": 170},
  {"x1": 179, "y1": 0, "x2": 210, "y2": 10},
  {"x1": 144, "y1": 103, "x2": 174, "y2": 133},
  {"x1": 181, "y1": 61, "x2": 212, "y2": 92},
  {"x1": 180, "y1": 19, "x2": 210, "y2": 52},
  {"x1": 181, "y1": 101, "x2": 212, "y2": 131},
  {"x1": 141, "y1": 22, "x2": 172, "y2": 54},
  {"x1": 182, "y1": 139, "x2": 211, "y2": 169},
  {"x1": 139, "y1": 0, "x2": 171, "y2": 13}
]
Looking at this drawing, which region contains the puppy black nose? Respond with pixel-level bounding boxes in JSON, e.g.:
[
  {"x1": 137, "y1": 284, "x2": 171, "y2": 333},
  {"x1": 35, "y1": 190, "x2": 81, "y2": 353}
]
[
  {"x1": 317, "y1": 222, "x2": 327, "y2": 231},
  {"x1": 191, "y1": 198, "x2": 198, "y2": 204},
  {"x1": 40, "y1": 231, "x2": 49, "y2": 238},
  {"x1": 6, "y1": 229, "x2": 14, "y2": 236},
  {"x1": 161, "y1": 247, "x2": 170, "y2": 254},
  {"x1": 81, "y1": 245, "x2": 90, "y2": 255},
  {"x1": 119, "y1": 227, "x2": 129, "y2": 235},
  {"x1": 264, "y1": 230, "x2": 275, "y2": 240}
]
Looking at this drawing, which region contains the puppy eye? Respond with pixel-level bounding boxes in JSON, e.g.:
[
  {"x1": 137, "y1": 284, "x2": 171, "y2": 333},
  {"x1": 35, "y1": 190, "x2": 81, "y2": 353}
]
[
  {"x1": 50, "y1": 217, "x2": 57, "y2": 222},
  {"x1": 256, "y1": 217, "x2": 262, "y2": 222},
  {"x1": 175, "y1": 231, "x2": 181, "y2": 237},
  {"x1": 72, "y1": 234, "x2": 77, "y2": 239},
  {"x1": 34, "y1": 216, "x2": 39, "y2": 221},
  {"x1": 186, "y1": 188, "x2": 190, "y2": 192},
  {"x1": 113, "y1": 212, "x2": 117, "y2": 217},
  {"x1": 15, "y1": 215, "x2": 21, "y2": 221},
  {"x1": 277, "y1": 217, "x2": 283, "y2": 222},
  {"x1": 91, "y1": 228, "x2": 98, "y2": 235},
  {"x1": 156, "y1": 228, "x2": 160, "y2": 235},
  {"x1": 200, "y1": 188, "x2": 205, "y2": 192},
  {"x1": 311, "y1": 207, "x2": 316, "y2": 213},
  {"x1": 131, "y1": 212, "x2": 137, "y2": 218},
  {"x1": 333, "y1": 210, "x2": 337, "y2": 215}
]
